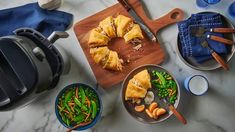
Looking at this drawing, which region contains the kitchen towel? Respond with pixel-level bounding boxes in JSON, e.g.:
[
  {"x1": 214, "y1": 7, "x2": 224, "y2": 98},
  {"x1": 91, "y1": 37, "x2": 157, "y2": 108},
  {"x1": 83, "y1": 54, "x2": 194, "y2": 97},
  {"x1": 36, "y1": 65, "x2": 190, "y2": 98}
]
[
  {"x1": 0, "y1": 3, "x2": 73, "y2": 37},
  {"x1": 178, "y1": 13, "x2": 227, "y2": 63}
]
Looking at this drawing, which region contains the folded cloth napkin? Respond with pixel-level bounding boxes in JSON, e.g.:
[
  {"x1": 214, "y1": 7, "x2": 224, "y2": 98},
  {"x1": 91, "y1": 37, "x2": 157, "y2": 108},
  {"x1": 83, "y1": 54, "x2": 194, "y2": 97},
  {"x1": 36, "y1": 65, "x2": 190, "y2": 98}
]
[
  {"x1": 0, "y1": 3, "x2": 73, "y2": 37},
  {"x1": 177, "y1": 13, "x2": 227, "y2": 63}
]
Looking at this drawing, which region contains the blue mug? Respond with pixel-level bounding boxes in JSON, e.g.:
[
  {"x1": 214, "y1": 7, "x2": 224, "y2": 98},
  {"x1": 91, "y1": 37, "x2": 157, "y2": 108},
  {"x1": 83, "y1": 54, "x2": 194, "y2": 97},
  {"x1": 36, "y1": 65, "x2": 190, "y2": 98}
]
[{"x1": 184, "y1": 75, "x2": 209, "y2": 96}]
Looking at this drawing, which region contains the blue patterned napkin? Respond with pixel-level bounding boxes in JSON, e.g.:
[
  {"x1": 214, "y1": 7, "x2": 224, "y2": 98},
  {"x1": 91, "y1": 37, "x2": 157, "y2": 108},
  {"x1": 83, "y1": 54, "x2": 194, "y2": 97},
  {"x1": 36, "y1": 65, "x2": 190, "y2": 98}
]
[
  {"x1": 178, "y1": 13, "x2": 227, "y2": 63},
  {"x1": 0, "y1": 3, "x2": 73, "y2": 37}
]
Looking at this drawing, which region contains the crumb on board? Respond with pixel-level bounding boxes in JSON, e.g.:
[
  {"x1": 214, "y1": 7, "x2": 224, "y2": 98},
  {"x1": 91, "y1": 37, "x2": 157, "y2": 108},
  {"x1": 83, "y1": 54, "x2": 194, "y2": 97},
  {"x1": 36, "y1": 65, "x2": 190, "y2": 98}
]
[{"x1": 133, "y1": 44, "x2": 142, "y2": 51}]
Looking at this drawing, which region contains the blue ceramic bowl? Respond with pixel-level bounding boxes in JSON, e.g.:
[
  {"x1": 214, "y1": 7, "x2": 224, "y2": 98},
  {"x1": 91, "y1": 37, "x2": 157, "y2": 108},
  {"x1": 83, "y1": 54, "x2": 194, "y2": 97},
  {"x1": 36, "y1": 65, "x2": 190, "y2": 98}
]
[{"x1": 55, "y1": 83, "x2": 102, "y2": 131}]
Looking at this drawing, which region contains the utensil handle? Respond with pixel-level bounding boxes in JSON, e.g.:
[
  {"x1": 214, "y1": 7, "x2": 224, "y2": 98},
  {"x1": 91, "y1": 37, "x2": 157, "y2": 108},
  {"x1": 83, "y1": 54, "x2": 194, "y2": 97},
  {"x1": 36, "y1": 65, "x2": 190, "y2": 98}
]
[
  {"x1": 211, "y1": 52, "x2": 229, "y2": 71},
  {"x1": 208, "y1": 35, "x2": 234, "y2": 45},
  {"x1": 169, "y1": 105, "x2": 187, "y2": 124},
  {"x1": 212, "y1": 28, "x2": 235, "y2": 33},
  {"x1": 117, "y1": 0, "x2": 131, "y2": 11}
]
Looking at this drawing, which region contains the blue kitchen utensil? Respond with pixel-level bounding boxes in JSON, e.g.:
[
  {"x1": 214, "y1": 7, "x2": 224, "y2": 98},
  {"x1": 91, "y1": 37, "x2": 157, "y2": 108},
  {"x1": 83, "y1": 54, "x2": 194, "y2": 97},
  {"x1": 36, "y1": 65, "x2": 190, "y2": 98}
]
[{"x1": 184, "y1": 75, "x2": 209, "y2": 96}]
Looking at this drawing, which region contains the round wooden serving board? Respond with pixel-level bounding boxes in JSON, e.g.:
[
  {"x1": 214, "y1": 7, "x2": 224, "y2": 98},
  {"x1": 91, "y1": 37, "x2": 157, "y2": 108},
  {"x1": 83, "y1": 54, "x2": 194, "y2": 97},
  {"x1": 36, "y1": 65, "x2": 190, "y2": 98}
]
[{"x1": 73, "y1": 0, "x2": 184, "y2": 89}]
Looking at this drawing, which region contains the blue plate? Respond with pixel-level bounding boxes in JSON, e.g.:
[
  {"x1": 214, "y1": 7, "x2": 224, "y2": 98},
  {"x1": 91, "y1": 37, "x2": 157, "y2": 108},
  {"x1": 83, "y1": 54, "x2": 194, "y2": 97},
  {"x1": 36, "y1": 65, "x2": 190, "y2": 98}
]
[{"x1": 55, "y1": 83, "x2": 102, "y2": 131}]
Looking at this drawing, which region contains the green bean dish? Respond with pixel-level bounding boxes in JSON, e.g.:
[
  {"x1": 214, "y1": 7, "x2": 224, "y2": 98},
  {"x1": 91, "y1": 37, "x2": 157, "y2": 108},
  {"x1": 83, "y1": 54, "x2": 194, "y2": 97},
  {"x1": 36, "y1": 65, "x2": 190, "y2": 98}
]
[
  {"x1": 151, "y1": 70, "x2": 178, "y2": 104},
  {"x1": 57, "y1": 86, "x2": 100, "y2": 127}
]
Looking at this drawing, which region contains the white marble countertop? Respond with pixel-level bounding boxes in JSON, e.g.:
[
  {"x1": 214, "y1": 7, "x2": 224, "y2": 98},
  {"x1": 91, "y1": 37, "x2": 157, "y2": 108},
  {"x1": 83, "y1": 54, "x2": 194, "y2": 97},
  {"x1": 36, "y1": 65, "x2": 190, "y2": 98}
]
[{"x1": 1, "y1": 0, "x2": 235, "y2": 132}]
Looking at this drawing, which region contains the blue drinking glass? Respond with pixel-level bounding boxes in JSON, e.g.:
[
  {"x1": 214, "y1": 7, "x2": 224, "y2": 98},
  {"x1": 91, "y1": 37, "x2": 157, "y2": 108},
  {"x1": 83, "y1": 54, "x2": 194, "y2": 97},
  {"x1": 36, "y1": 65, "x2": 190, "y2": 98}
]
[{"x1": 196, "y1": 0, "x2": 221, "y2": 8}]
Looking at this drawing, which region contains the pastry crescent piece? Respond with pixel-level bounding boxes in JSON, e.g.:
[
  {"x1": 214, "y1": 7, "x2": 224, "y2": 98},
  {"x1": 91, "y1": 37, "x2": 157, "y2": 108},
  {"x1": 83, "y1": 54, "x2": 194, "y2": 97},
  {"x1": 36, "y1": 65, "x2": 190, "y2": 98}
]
[
  {"x1": 90, "y1": 47, "x2": 110, "y2": 64},
  {"x1": 133, "y1": 69, "x2": 151, "y2": 90},
  {"x1": 124, "y1": 24, "x2": 144, "y2": 44},
  {"x1": 99, "y1": 16, "x2": 116, "y2": 38},
  {"x1": 125, "y1": 69, "x2": 151, "y2": 100},
  {"x1": 125, "y1": 79, "x2": 147, "y2": 100},
  {"x1": 115, "y1": 15, "x2": 133, "y2": 37},
  {"x1": 103, "y1": 51, "x2": 122, "y2": 71},
  {"x1": 90, "y1": 47, "x2": 122, "y2": 71},
  {"x1": 88, "y1": 29, "x2": 110, "y2": 47}
]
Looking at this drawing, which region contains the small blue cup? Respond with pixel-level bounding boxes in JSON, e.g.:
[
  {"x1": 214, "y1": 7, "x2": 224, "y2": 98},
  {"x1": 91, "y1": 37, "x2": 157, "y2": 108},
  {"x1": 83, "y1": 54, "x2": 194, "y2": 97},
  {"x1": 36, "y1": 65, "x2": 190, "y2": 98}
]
[
  {"x1": 55, "y1": 83, "x2": 102, "y2": 131},
  {"x1": 184, "y1": 75, "x2": 209, "y2": 96}
]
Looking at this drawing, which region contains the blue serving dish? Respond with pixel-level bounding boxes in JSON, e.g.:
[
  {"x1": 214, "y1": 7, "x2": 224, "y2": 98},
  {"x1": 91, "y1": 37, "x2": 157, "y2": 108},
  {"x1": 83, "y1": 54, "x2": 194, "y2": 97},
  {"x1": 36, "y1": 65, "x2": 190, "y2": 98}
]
[{"x1": 55, "y1": 83, "x2": 102, "y2": 131}]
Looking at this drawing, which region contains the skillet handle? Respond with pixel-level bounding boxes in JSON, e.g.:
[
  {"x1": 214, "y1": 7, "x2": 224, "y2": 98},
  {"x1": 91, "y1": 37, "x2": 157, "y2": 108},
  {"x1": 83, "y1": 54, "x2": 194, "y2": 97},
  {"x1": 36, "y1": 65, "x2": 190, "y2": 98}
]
[
  {"x1": 149, "y1": 8, "x2": 184, "y2": 34},
  {"x1": 211, "y1": 52, "x2": 229, "y2": 71},
  {"x1": 169, "y1": 105, "x2": 187, "y2": 125}
]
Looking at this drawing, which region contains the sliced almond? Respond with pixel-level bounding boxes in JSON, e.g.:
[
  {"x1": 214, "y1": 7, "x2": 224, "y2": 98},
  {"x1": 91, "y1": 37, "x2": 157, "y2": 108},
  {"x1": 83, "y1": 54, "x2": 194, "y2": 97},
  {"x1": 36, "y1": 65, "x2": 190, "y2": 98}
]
[
  {"x1": 134, "y1": 105, "x2": 145, "y2": 112},
  {"x1": 149, "y1": 102, "x2": 158, "y2": 113}
]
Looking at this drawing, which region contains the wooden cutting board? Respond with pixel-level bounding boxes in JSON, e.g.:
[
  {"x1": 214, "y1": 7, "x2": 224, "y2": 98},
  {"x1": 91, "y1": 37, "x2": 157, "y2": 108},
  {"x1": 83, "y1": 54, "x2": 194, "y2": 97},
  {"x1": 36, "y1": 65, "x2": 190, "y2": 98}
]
[{"x1": 74, "y1": 0, "x2": 184, "y2": 89}]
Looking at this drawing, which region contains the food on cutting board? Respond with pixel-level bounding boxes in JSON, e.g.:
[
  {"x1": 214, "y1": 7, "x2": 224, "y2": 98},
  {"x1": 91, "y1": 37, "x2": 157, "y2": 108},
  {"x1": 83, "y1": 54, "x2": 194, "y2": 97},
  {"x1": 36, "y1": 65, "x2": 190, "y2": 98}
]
[
  {"x1": 115, "y1": 15, "x2": 133, "y2": 37},
  {"x1": 151, "y1": 70, "x2": 178, "y2": 104},
  {"x1": 88, "y1": 15, "x2": 144, "y2": 71},
  {"x1": 90, "y1": 47, "x2": 122, "y2": 71},
  {"x1": 88, "y1": 29, "x2": 110, "y2": 48},
  {"x1": 125, "y1": 69, "x2": 151, "y2": 100},
  {"x1": 57, "y1": 86, "x2": 100, "y2": 127},
  {"x1": 124, "y1": 24, "x2": 144, "y2": 44},
  {"x1": 99, "y1": 16, "x2": 117, "y2": 38},
  {"x1": 124, "y1": 69, "x2": 179, "y2": 120}
]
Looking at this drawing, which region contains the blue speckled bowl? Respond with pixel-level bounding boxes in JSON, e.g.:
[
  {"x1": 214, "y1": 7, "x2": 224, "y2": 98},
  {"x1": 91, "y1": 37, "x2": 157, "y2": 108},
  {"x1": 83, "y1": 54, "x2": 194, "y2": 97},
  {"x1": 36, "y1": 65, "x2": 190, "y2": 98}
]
[{"x1": 55, "y1": 83, "x2": 102, "y2": 131}]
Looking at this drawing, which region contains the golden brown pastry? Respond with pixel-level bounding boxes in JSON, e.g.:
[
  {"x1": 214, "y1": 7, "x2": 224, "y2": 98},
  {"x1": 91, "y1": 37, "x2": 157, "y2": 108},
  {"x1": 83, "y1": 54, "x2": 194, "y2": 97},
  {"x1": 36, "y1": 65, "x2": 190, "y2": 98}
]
[
  {"x1": 125, "y1": 79, "x2": 147, "y2": 100},
  {"x1": 115, "y1": 15, "x2": 133, "y2": 37},
  {"x1": 133, "y1": 69, "x2": 151, "y2": 90},
  {"x1": 125, "y1": 69, "x2": 151, "y2": 100},
  {"x1": 90, "y1": 47, "x2": 110, "y2": 64},
  {"x1": 88, "y1": 29, "x2": 110, "y2": 47},
  {"x1": 99, "y1": 16, "x2": 116, "y2": 38},
  {"x1": 103, "y1": 50, "x2": 122, "y2": 71},
  {"x1": 124, "y1": 24, "x2": 144, "y2": 44}
]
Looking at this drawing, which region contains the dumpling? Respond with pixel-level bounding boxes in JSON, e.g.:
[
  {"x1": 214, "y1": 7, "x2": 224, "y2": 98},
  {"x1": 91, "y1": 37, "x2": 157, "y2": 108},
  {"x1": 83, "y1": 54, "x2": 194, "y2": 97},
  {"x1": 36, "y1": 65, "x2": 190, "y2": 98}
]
[
  {"x1": 103, "y1": 50, "x2": 122, "y2": 71},
  {"x1": 133, "y1": 69, "x2": 151, "y2": 90},
  {"x1": 88, "y1": 29, "x2": 110, "y2": 47},
  {"x1": 115, "y1": 15, "x2": 133, "y2": 37},
  {"x1": 125, "y1": 79, "x2": 147, "y2": 100},
  {"x1": 99, "y1": 16, "x2": 116, "y2": 38},
  {"x1": 124, "y1": 24, "x2": 144, "y2": 44},
  {"x1": 90, "y1": 47, "x2": 110, "y2": 64}
]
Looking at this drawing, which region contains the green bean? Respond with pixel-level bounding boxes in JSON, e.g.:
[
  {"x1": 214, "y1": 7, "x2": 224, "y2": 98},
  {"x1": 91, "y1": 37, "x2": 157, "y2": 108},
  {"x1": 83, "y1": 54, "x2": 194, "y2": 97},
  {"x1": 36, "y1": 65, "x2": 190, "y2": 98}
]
[
  {"x1": 75, "y1": 98, "x2": 82, "y2": 107},
  {"x1": 75, "y1": 97, "x2": 88, "y2": 111},
  {"x1": 80, "y1": 88, "x2": 86, "y2": 105},
  {"x1": 59, "y1": 106, "x2": 65, "y2": 113},
  {"x1": 74, "y1": 114, "x2": 85, "y2": 122},
  {"x1": 91, "y1": 100, "x2": 97, "y2": 119},
  {"x1": 65, "y1": 103, "x2": 71, "y2": 112},
  {"x1": 155, "y1": 72, "x2": 166, "y2": 85},
  {"x1": 65, "y1": 90, "x2": 73, "y2": 103},
  {"x1": 66, "y1": 118, "x2": 70, "y2": 126}
]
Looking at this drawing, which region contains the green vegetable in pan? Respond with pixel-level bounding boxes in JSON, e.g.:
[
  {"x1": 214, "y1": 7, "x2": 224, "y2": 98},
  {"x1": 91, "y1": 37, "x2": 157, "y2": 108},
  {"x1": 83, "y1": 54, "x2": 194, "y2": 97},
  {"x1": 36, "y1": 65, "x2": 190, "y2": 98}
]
[
  {"x1": 152, "y1": 70, "x2": 178, "y2": 104},
  {"x1": 57, "y1": 86, "x2": 100, "y2": 127}
]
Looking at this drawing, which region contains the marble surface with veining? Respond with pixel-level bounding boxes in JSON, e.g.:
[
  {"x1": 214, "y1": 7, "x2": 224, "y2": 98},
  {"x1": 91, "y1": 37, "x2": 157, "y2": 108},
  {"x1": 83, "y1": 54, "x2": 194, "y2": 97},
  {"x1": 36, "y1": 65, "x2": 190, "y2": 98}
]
[{"x1": 0, "y1": 0, "x2": 235, "y2": 132}]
